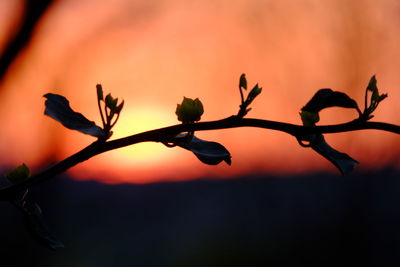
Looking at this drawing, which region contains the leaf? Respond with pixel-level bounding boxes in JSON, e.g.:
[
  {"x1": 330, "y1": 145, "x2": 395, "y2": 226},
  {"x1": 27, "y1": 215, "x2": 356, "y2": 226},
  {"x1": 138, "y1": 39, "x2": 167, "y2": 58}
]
[
  {"x1": 116, "y1": 100, "x2": 125, "y2": 114},
  {"x1": 366, "y1": 75, "x2": 378, "y2": 93},
  {"x1": 176, "y1": 135, "x2": 231, "y2": 165},
  {"x1": 44, "y1": 93, "x2": 105, "y2": 138},
  {"x1": 15, "y1": 201, "x2": 64, "y2": 250},
  {"x1": 367, "y1": 75, "x2": 388, "y2": 103},
  {"x1": 299, "y1": 89, "x2": 359, "y2": 174},
  {"x1": 245, "y1": 84, "x2": 262, "y2": 105},
  {"x1": 5, "y1": 163, "x2": 30, "y2": 184},
  {"x1": 239, "y1": 73, "x2": 247, "y2": 90},
  {"x1": 302, "y1": 88, "x2": 359, "y2": 113},
  {"x1": 248, "y1": 84, "x2": 262, "y2": 98},
  {"x1": 309, "y1": 134, "x2": 358, "y2": 175},
  {"x1": 105, "y1": 93, "x2": 117, "y2": 110}
]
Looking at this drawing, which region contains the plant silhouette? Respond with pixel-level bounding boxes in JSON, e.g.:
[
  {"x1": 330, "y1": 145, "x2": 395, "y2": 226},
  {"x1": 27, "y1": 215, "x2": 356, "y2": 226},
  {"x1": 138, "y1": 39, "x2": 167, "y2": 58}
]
[{"x1": 0, "y1": 74, "x2": 399, "y2": 249}]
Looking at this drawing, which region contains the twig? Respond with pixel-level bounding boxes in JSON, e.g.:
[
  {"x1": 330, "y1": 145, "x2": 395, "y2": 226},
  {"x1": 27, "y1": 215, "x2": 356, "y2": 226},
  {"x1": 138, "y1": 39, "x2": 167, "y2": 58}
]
[{"x1": 0, "y1": 116, "x2": 398, "y2": 201}]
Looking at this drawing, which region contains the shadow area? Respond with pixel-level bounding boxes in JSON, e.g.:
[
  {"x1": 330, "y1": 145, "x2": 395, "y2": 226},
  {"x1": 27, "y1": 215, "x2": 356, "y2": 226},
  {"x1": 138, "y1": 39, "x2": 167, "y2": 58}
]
[{"x1": 0, "y1": 169, "x2": 399, "y2": 266}]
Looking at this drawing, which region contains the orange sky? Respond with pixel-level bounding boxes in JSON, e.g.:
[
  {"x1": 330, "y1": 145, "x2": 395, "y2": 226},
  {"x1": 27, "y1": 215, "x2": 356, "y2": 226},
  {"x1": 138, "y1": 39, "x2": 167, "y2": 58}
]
[{"x1": 0, "y1": 0, "x2": 399, "y2": 183}]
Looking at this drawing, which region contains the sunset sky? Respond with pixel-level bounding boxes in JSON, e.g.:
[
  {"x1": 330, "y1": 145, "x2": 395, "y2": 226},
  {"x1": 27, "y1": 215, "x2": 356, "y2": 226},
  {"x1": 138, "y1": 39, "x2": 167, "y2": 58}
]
[{"x1": 0, "y1": 0, "x2": 399, "y2": 183}]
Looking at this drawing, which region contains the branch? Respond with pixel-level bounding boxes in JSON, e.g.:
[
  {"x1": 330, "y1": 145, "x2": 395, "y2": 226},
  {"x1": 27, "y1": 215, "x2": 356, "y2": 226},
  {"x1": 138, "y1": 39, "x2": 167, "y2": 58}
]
[{"x1": 0, "y1": 116, "x2": 398, "y2": 201}]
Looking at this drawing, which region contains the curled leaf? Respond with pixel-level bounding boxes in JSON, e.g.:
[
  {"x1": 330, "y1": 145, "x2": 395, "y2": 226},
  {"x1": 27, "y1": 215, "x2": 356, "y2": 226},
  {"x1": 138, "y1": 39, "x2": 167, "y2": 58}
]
[
  {"x1": 174, "y1": 135, "x2": 231, "y2": 165},
  {"x1": 309, "y1": 134, "x2": 358, "y2": 175},
  {"x1": 44, "y1": 93, "x2": 105, "y2": 138},
  {"x1": 302, "y1": 88, "x2": 359, "y2": 113},
  {"x1": 299, "y1": 89, "x2": 359, "y2": 175}
]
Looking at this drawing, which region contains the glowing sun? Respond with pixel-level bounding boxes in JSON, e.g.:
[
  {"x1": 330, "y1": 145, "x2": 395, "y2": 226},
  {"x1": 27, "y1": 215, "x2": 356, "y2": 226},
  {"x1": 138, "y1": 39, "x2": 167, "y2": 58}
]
[{"x1": 105, "y1": 106, "x2": 177, "y2": 166}]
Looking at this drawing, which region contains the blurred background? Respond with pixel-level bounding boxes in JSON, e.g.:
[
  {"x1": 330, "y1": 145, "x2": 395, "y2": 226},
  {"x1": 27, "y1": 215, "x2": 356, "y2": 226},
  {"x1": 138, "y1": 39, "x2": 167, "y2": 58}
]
[{"x1": 0, "y1": 0, "x2": 399, "y2": 266}]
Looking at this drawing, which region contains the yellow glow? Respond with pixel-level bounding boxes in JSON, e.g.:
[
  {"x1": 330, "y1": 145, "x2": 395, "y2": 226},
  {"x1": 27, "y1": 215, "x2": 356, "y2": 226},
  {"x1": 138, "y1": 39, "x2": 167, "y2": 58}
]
[{"x1": 103, "y1": 106, "x2": 177, "y2": 166}]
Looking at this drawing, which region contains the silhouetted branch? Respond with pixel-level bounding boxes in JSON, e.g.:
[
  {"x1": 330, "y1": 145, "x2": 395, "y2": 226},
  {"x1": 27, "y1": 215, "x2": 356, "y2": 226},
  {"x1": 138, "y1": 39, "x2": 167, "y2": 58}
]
[{"x1": 0, "y1": 116, "x2": 398, "y2": 200}]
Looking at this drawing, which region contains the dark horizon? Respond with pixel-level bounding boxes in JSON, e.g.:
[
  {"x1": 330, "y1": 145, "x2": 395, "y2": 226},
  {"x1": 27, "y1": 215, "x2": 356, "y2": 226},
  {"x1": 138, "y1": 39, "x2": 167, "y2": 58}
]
[{"x1": 1, "y1": 169, "x2": 399, "y2": 266}]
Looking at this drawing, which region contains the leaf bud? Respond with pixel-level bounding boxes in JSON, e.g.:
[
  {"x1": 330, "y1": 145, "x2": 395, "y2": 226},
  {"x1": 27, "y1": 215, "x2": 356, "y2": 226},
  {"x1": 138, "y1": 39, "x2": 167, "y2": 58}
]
[
  {"x1": 96, "y1": 84, "x2": 103, "y2": 101},
  {"x1": 239, "y1": 73, "x2": 247, "y2": 90},
  {"x1": 176, "y1": 97, "x2": 204, "y2": 123}
]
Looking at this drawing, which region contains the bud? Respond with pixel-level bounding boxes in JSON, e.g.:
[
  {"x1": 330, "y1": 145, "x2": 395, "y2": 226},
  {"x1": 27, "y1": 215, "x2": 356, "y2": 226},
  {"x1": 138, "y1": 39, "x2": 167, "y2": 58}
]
[
  {"x1": 96, "y1": 84, "x2": 103, "y2": 101},
  {"x1": 239, "y1": 73, "x2": 247, "y2": 90},
  {"x1": 105, "y1": 94, "x2": 119, "y2": 112},
  {"x1": 105, "y1": 93, "x2": 113, "y2": 108},
  {"x1": 300, "y1": 110, "x2": 319, "y2": 126},
  {"x1": 366, "y1": 75, "x2": 377, "y2": 93},
  {"x1": 176, "y1": 97, "x2": 204, "y2": 123}
]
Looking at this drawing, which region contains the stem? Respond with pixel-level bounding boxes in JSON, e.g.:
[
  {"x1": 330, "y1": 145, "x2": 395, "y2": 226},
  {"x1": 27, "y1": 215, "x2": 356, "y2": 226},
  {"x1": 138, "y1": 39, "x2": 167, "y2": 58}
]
[
  {"x1": 105, "y1": 107, "x2": 110, "y2": 125},
  {"x1": 0, "y1": 117, "x2": 398, "y2": 200},
  {"x1": 238, "y1": 85, "x2": 246, "y2": 118},
  {"x1": 364, "y1": 87, "x2": 369, "y2": 116},
  {"x1": 110, "y1": 112, "x2": 121, "y2": 128},
  {"x1": 239, "y1": 86, "x2": 245, "y2": 105},
  {"x1": 98, "y1": 99, "x2": 106, "y2": 128}
]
